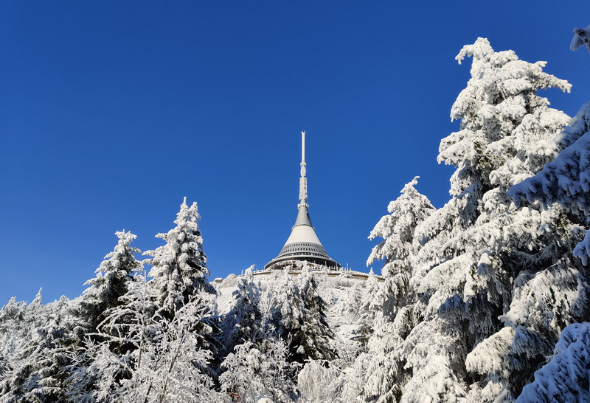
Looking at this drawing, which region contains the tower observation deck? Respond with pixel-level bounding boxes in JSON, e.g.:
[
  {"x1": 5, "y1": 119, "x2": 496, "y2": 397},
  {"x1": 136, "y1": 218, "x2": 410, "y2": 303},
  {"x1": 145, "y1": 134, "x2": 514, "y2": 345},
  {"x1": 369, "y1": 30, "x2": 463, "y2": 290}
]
[{"x1": 264, "y1": 132, "x2": 340, "y2": 271}]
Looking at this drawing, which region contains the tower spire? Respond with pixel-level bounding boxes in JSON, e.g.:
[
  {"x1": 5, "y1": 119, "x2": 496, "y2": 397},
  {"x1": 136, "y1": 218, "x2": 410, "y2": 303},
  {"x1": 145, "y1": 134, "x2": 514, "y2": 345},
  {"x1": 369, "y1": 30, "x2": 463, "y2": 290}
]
[
  {"x1": 299, "y1": 131, "x2": 308, "y2": 208},
  {"x1": 264, "y1": 131, "x2": 340, "y2": 271}
]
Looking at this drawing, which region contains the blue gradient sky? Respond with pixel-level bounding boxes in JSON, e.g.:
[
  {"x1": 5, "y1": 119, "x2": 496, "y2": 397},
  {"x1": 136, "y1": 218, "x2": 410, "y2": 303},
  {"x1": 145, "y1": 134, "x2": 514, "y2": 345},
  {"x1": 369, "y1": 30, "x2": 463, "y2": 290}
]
[{"x1": 2, "y1": 1, "x2": 589, "y2": 303}]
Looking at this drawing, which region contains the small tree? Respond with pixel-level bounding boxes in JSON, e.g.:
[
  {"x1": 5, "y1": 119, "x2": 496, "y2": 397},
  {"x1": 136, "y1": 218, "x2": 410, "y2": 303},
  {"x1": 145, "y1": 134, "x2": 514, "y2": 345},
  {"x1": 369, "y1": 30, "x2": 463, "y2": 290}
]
[
  {"x1": 0, "y1": 290, "x2": 45, "y2": 400},
  {"x1": 218, "y1": 266, "x2": 263, "y2": 358},
  {"x1": 295, "y1": 267, "x2": 337, "y2": 363}
]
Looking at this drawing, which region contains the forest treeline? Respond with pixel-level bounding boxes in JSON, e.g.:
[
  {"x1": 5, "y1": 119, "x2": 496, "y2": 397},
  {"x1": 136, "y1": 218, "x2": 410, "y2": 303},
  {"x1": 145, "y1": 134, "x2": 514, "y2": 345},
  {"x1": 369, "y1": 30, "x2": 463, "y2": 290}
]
[{"x1": 2, "y1": 30, "x2": 590, "y2": 402}]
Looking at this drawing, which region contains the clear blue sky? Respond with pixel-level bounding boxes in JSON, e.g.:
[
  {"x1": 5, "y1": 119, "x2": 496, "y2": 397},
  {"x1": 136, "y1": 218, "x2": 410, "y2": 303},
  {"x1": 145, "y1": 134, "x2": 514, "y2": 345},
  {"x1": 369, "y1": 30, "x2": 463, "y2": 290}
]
[{"x1": 1, "y1": 1, "x2": 589, "y2": 304}]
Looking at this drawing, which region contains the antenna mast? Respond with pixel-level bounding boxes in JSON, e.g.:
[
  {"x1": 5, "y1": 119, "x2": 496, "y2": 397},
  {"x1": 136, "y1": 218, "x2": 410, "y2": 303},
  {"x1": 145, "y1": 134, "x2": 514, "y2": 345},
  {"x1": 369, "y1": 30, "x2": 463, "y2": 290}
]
[{"x1": 299, "y1": 131, "x2": 308, "y2": 208}]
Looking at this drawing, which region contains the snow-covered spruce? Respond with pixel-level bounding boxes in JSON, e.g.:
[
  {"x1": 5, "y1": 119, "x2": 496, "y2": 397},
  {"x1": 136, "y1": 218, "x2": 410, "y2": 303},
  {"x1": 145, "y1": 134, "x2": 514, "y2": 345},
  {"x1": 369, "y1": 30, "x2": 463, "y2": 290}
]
[
  {"x1": 367, "y1": 176, "x2": 435, "y2": 318},
  {"x1": 220, "y1": 339, "x2": 298, "y2": 402},
  {"x1": 217, "y1": 266, "x2": 263, "y2": 359},
  {"x1": 509, "y1": 101, "x2": 590, "y2": 265},
  {"x1": 361, "y1": 38, "x2": 574, "y2": 403},
  {"x1": 68, "y1": 271, "x2": 156, "y2": 402},
  {"x1": 144, "y1": 198, "x2": 216, "y2": 320},
  {"x1": 352, "y1": 177, "x2": 434, "y2": 402},
  {"x1": 516, "y1": 322, "x2": 590, "y2": 403},
  {"x1": 66, "y1": 230, "x2": 142, "y2": 401},
  {"x1": 0, "y1": 293, "x2": 73, "y2": 403},
  {"x1": 72, "y1": 230, "x2": 141, "y2": 334},
  {"x1": 265, "y1": 268, "x2": 337, "y2": 365},
  {"x1": 67, "y1": 200, "x2": 221, "y2": 402}
]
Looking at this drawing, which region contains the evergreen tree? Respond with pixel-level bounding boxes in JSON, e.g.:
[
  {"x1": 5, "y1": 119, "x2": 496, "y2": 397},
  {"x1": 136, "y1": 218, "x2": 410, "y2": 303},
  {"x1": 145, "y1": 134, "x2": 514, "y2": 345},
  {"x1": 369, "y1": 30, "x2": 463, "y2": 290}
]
[
  {"x1": 0, "y1": 291, "x2": 44, "y2": 401},
  {"x1": 125, "y1": 295, "x2": 220, "y2": 403},
  {"x1": 354, "y1": 269, "x2": 380, "y2": 345},
  {"x1": 66, "y1": 271, "x2": 155, "y2": 402},
  {"x1": 504, "y1": 30, "x2": 590, "y2": 401},
  {"x1": 218, "y1": 266, "x2": 263, "y2": 358},
  {"x1": 411, "y1": 37, "x2": 576, "y2": 403},
  {"x1": 267, "y1": 268, "x2": 336, "y2": 366},
  {"x1": 295, "y1": 267, "x2": 337, "y2": 363},
  {"x1": 220, "y1": 339, "x2": 298, "y2": 402},
  {"x1": 64, "y1": 231, "x2": 141, "y2": 401},
  {"x1": 346, "y1": 177, "x2": 434, "y2": 402},
  {"x1": 367, "y1": 176, "x2": 435, "y2": 319},
  {"x1": 136, "y1": 198, "x2": 219, "y2": 401},
  {"x1": 71, "y1": 231, "x2": 141, "y2": 334},
  {"x1": 351, "y1": 38, "x2": 574, "y2": 402},
  {"x1": 0, "y1": 295, "x2": 72, "y2": 403},
  {"x1": 0, "y1": 292, "x2": 42, "y2": 376},
  {"x1": 144, "y1": 198, "x2": 215, "y2": 321},
  {"x1": 516, "y1": 322, "x2": 590, "y2": 403}
]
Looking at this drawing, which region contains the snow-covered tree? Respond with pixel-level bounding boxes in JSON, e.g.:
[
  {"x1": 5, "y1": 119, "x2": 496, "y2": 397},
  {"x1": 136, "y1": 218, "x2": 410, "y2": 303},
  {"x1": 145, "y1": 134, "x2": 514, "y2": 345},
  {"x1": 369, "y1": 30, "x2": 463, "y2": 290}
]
[
  {"x1": 66, "y1": 270, "x2": 155, "y2": 402},
  {"x1": 343, "y1": 177, "x2": 434, "y2": 402},
  {"x1": 66, "y1": 200, "x2": 219, "y2": 402},
  {"x1": 124, "y1": 295, "x2": 220, "y2": 403},
  {"x1": 144, "y1": 198, "x2": 215, "y2": 321},
  {"x1": 0, "y1": 294, "x2": 72, "y2": 403},
  {"x1": 220, "y1": 339, "x2": 298, "y2": 402},
  {"x1": 352, "y1": 38, "x2": 574, "y2": 402},
  {"x1": 72, "y1": 230, "x2": 141, "y2": 334},
  {"x1": 0, "y1": 291, "x2": 45, "y2": 401},
  {"x1": 354, "y1": 269, "x2": 380, "y2": 345},
  {"x1": 509, "y1": 101, "x2": 590, "y2": 265},
  {"x1": 416, "y1": 37, "x2": 576, "y2": 402},
  {"x1": 0, "y1": 291, "x2": 44, "y2": 377},
  {"x1": 218, "y1": 266, "x2": 263, "y2": 358},
  {"x1": 64, "y1": 231, "x2": 142, "y2": 401},
  {"x1": 367, "y1": 176, "x2": 435, "y2": 318},
  {"x1": 266, "y1": 268, "x2": 336, "y2": 366},
  {"x1": 295, "y1": 267, "x2": 337, "y2": 362},
  {"x1": 500, "y1": 28, "x2": 590, "y2": 400},
  {"x1": 516, "y1": 322, "x2": 590, "y2": 403}
]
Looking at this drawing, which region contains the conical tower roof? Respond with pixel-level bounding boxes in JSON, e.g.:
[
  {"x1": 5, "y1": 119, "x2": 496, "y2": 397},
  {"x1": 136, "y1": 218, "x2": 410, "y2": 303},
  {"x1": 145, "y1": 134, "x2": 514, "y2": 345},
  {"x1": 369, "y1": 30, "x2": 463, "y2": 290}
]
[{"x1": 264, "y1": 132, "x2": 339, "y2": 270}]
